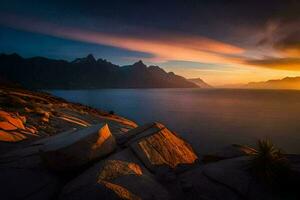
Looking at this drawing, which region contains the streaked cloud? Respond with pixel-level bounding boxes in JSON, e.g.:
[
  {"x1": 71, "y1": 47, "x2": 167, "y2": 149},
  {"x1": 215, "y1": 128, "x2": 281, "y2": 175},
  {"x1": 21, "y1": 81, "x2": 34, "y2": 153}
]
[
  {"x1": 1, "y1": 1, "x2": 300, "y2": 86},
  {"x1": 0, "y1": 13, "x2": 244, "y2": 65},
  {"x1": 245, "y1": 57, "x2": 300, "y2": 71}
]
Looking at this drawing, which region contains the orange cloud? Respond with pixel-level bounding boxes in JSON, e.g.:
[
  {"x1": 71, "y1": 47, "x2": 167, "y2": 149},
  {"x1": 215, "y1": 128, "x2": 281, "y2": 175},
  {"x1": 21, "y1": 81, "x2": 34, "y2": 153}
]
[
  {"x1": 0, "y1": 13, "x2": 244, "y2": 64},
  {"x1": 245, "y1": 57, "x2": 300, "y2": 71}
]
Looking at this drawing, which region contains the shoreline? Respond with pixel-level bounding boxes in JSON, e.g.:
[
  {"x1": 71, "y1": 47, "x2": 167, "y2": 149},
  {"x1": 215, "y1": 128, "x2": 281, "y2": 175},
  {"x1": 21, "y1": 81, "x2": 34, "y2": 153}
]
[{"x1": 0, "y1": 86, "x2": 299, "y2": 200}]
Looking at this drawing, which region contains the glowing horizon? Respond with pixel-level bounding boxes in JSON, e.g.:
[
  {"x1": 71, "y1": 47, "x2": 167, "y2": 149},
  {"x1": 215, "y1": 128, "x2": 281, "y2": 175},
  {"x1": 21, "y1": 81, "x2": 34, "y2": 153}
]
[{"x1": 0, "y1": 0, "x2": 300, "y2": 86}]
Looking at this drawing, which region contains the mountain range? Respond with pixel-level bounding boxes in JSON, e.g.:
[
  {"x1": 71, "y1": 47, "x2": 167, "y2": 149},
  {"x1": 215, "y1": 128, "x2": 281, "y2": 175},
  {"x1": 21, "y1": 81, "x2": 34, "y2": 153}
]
[
  {"x1": 2, "y1": 53, "x2": 299, "y2": 90},
  {"x1": 0, "y1": 53, "x2": 205, "y2": 89},
  {"x1": 244, "y1": 77, "x2": 300, "y2": 90}
]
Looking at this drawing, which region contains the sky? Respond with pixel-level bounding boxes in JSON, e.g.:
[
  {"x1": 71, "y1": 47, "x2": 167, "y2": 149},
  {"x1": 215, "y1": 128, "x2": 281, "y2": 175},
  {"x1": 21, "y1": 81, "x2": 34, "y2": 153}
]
[{"x1": 0, "y1": 0, "x2": 300, "y2": 85}]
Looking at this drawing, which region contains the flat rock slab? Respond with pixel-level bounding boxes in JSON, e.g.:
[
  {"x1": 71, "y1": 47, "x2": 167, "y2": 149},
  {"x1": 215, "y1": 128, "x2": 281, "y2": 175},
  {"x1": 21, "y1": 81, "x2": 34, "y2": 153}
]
[
  {"x1": 179, "y1": 166, "x2": 241, "y2": 200},
  {"x1": 202, "y1": 157, "x2": 278, "y2": 200},
  {"x1": 127, "y1": 122, "x2": 198, "y2": 172},
  {"x1": 116, "y1": 122, "x2": 163, "y2": 145},
  {"x1": 203, "y1": 157, "x2": 251, "y2": 196},
  {"x1": 40, "y1": 123, "x2": 116, "y2": 171},
  {"x1": 210, "y1": 144, "x2": 256, "y2": 160},
  {"x1": 0, "y1": 134, "x2": 65, "y2": 200},
  {"x1": 0, "y1": 167, "x2": 61, "y2": 200},
  {"x1": 60, "y1": 149, "x2": 169, "y2": 200}
]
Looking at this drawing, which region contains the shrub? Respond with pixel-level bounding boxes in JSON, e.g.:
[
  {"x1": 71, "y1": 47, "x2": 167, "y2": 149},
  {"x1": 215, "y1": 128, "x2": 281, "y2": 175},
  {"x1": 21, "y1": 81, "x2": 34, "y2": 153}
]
[{"x1": 248, "y1": 138, "x2": 290, "y2": 184}]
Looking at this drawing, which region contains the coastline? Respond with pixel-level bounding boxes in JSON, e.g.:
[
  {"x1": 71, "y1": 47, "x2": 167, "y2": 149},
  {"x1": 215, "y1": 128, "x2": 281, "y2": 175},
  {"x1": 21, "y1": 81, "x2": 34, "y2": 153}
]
[
  {"x1": 0, "y1": 86, "x2": 299, "y2": 200},
  {"x1": 0, "y1": 85, "x2": 137, "y2": 152}
]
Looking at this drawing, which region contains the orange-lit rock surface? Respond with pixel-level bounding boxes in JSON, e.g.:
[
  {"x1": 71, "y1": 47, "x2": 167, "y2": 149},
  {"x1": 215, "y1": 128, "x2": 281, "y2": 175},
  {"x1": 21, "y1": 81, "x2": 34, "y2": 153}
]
[
  {"x1": 98, "y1": 180, "x2": 141, "y2": 200},
  {"x1": 1, "y1": 85, "x2": 299, "y2": 200},
  {"x1": 0, "y1": 86, "x2": 137, "y2": 153},
  {"x1": 127, "y1": 122, "x2": 198, "y2": 172},
  {"x1": 0, "y1": 86, "x2": 203, "y2": 200},
  {"x1": 96, "y1": 160, "x2": 143, "y2": 200},
  {"x1": 60, "y1": 149, "x2": 170, "y2": 200},
  {"x1": 0, "y1": 126, "x2": 138, "y2": 200},
  {"x1": 98, "y1": 160, "x2": 143, "y2": 180},
  {"x1": 40, "y1": 123, "x2": 116, "y2": 171},
  {"x1": 0, "y1": 109, "x2": 42, "y2": 143},
  {"x1": 0, "y1": 129, "x2": 26, "y2": 142},
  {"x1": 116, "y1": 122, "x2": 164, "y2": 145},
  {"x1": 0, "y1": 110, "x2": 25, "y2": 129}
]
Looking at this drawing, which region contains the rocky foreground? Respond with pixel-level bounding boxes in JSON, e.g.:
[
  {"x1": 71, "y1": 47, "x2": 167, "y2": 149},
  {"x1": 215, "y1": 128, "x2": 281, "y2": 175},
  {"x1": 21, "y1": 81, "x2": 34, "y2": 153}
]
[
  {"x1": 0, "y1": 86, "x2": 299, "y2": 200},
  {"x1": 0, "y1": 86, "x2": 136, "y2": 152}
]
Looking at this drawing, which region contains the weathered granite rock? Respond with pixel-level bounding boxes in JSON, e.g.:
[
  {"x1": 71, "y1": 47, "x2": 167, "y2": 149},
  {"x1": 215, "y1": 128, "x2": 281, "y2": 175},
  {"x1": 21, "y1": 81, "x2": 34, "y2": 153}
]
[
  {"x1": 0, "y1": 86, "x2": 137, "y2": 153},
  {"x1": 0, "y1": 110, "x2": 28, "y2": 142},
  {"x1": 179, "y1": 157, "x2": 283, "y2": 200},
  {"x1": 125, "y1": 122, "x2": 198, "y2": 173},
  {"x1": 60, "y1": 149, "x2": 170, "y2": 200},
  {"x1": 288, "y1": 154, "x2": 300, "y2": 178},
  {"x1": 179, "y1": 166, "x2": 241, "y2": 200},
  {"x1": 40, "y1": 123, "x2": 116, "y2": 171},
  {"x1": 0, "y1": 129, "x2": 26, "y2": 142},
  {"x1": 0, "y1": 110, "x2": 25, "y2": 130},
  {"x1": 0, "y1": 139, "x2": 62, "y2": 200},
  {"x1": 202, "y1": 144, "x2": 256, "y2": 163},
  {"x1": 32, "y1": 128, "x2": 77, "y2": 146},
  {"x1": 0, "y1": 167, "x2": 61, "y2": 200},
  {"x1": 116, "y1": 122, "x2": 163, "y2": 145},
  {"x1": 214, "y1": 144, "x2": 256, "y2": 158}
]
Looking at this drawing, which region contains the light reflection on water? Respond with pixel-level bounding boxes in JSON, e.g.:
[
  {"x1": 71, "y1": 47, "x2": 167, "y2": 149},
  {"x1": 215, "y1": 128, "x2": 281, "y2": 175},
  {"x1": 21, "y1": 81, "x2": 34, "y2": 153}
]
[{"x1": 48, "y1": 88, "x2": 300, "y2": 155}]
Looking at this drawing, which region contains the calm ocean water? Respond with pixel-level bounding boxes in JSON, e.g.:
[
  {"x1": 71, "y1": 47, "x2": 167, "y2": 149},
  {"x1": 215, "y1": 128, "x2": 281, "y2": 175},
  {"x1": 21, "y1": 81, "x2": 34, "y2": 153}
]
[{"x1": 48, "y1": 89, "x2": 300, "y2": 155}]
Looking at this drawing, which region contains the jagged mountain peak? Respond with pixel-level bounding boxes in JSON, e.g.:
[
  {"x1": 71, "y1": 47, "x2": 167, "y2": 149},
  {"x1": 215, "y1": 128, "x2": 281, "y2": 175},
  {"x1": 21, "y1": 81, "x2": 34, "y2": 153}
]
[
  {"x1": 72, "y1": 54, "x2": 97, "y2": 64},
  {"x1": 86, "y1": 54, "x2": 96, "y2": 62},
  {"x1": 132, "y1": 60, "x2": 146, "y2": 67}
]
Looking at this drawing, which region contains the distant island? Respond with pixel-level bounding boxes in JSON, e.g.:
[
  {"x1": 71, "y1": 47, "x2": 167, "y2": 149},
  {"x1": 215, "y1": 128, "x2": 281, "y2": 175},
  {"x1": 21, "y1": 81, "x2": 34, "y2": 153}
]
[
  {"x1": 219, "y1": 77, "x2": 300, "y2": 90},
  {"x1": 244, "y1": 77, "x2": 300, "y2": 90},
  {"x1": 0, "y1": 53, "x2": 212, "y2": 89}
]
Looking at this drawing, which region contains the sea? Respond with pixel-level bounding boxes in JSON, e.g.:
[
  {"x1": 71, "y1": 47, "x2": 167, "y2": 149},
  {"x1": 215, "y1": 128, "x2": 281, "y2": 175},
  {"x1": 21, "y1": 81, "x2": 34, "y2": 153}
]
[{"x1": 48, "y1": 88, "x2": 300, "y2": 155}]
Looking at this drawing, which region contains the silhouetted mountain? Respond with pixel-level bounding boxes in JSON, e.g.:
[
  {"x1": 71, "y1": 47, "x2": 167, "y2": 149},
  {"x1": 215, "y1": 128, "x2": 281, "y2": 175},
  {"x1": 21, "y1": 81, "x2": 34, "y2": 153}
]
[
  {"x1": 187, "y1": 78, "x2": 211, "y2": 88},
  {"x1": 0, "y1": 53, "x2": 198, "y2": 89},
  {"x1": 245, "y1": 77, "x2": 300, "y2": 90}
]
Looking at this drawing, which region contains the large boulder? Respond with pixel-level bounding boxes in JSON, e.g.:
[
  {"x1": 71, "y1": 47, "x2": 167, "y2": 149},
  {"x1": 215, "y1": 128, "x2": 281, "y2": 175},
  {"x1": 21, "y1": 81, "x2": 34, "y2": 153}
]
[
  {"x1": 180, "y1": 156, "x2": 284, "y2": 200},
  {"x1": 60, "y1": 149, "x2": 170, "y2": 200},
  {"x1": 288, "y1": 154, "x2": 300, "y2": 178},
  {"x1": 0, "y1": 167, "x2": 61, "y2": 200},
  {"x1": 40, "y1": 123, "x2": 116, "y2": 171},
  {"x1": 116, "y1": 122, "x2": 163, "y2": 145},
  {"x1": 213, "y1": 144, "x2": 256, "y2": 158},
  {"x1": 202, "y1": 144, "x2": 256, "y2": 163},
  {"x1": 0, "y1": 139, "x2": 62, "y2": 200},
  {"x1": 179, "y1": 167, "x2": 241, "y2": 200},
  {"x1": 123, "y1": 122, "x2": 198, "y2": 173}
]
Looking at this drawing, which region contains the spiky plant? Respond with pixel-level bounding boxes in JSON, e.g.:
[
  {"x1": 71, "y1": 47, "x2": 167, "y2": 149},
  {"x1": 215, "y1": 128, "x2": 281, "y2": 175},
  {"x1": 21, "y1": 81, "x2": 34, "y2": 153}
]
[{"x1": 249, "y1": 138, "x2": 290, "y2": 184}]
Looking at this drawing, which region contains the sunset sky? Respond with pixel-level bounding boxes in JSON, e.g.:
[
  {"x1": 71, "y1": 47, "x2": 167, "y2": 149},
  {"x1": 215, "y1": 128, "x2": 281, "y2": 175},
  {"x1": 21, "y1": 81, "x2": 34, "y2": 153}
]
[{"x1": 0, "y1": 0, "x2": 300, "y2": 85}]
